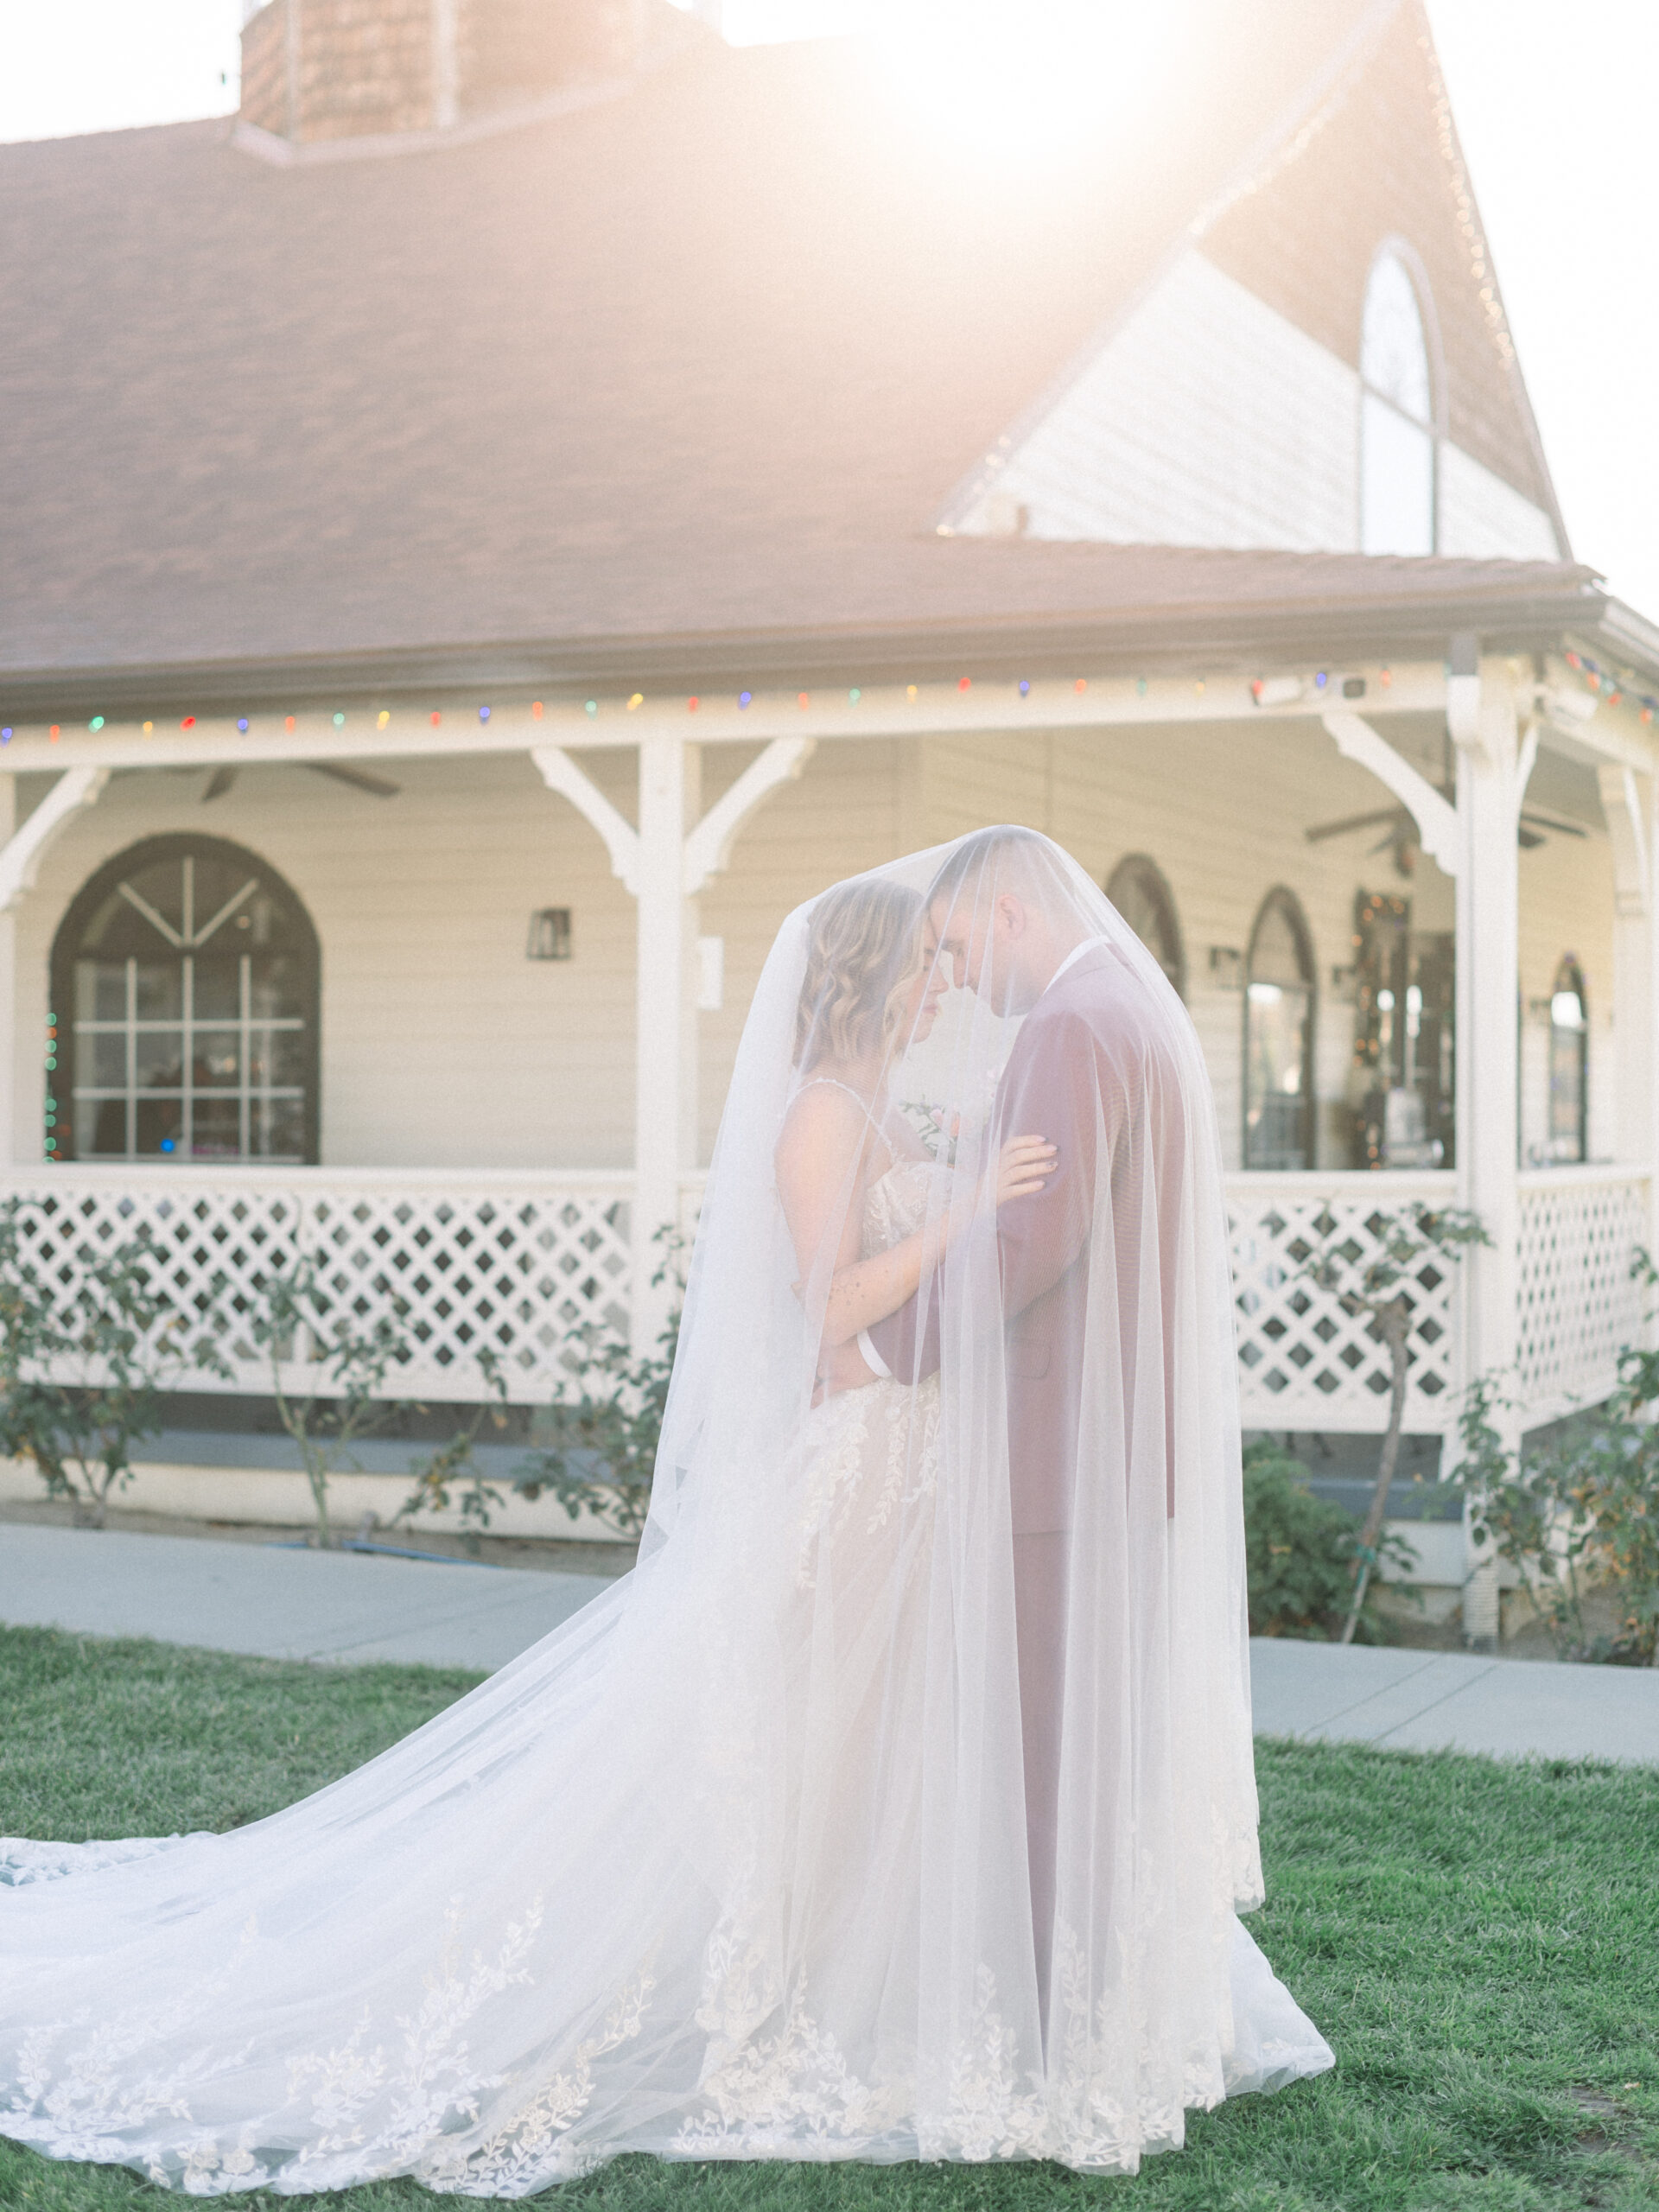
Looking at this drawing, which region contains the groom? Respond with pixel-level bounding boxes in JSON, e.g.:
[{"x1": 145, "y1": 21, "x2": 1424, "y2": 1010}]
[{"x1": 825, "y1": 824, "x2": 1185, "y2": 2004}]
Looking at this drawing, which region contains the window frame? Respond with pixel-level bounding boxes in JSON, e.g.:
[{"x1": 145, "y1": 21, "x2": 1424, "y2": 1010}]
[
  {"x1": 1243, "y1": 886, "x2": 1317, "y2": 1171},
  {"x1": 1357, "y1": 237, "x2": 1446, "y2": 557},
  {"x1": 1105, "y1": 851, "x2": 1186, "y2": 1001},
  {"x1": 1546, "y1": 953, "x2": 1589, "y2": 1166},
  {"x1": 49, "y1": 833, "x2": 322, "y2": 1166}
]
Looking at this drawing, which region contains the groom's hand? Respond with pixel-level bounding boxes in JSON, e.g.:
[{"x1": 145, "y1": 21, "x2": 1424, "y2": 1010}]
[{"x1": 814, "y1": 1337, "x2": 878, "y2": 1402}]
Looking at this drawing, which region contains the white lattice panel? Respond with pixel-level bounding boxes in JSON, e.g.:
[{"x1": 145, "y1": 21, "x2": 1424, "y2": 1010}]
[
  {"x1": 2, "y1": 1166, "x2": 632, "y2": 1404},
  {"x1": 1228, "y1": 1173, "x2": 1460, "y2": 1433},
  {"x1": 1516, "y1": 1169, "x2": 1651, "y2": 1422}
]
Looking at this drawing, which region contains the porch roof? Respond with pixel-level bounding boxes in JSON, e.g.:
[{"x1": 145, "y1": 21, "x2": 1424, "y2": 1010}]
[{"x1": 6, "y1": 0, "x2": 1637, "y2": 719}]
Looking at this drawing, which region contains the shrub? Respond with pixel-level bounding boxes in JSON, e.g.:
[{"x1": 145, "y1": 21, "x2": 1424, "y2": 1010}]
[{"x1": 1243, "y1": 1441, "x2": 1411, "y2": 1642}]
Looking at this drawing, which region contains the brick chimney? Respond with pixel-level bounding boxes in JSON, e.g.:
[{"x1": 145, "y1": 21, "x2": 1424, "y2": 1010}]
[{"x1": 239, "y1": 0, "x2": 653, "y2": 145}]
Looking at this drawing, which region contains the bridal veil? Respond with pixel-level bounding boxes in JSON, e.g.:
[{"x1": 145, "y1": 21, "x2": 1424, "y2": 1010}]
[{"x1": 0, "y1": 828, "x2": 1330, "y2": 2194}]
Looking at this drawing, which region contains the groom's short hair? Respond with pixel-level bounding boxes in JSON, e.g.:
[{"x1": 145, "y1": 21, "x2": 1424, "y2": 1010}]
[{"x1": 925, "y1": 825, "x2": 1050, "y2": 915}]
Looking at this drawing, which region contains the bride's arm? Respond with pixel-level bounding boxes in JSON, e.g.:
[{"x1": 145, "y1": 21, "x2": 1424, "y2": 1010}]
[
  {"x1": 778, "y1": 1094, "x2": 1056, "y2": 1351},
  {"x1": 816, "y1": 1135, "x2": 1055, "y2": 1344}
]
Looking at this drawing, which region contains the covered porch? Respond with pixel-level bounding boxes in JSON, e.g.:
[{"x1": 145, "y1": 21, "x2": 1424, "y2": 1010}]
[{"x1": 1, "y1": 635, "x2": 1656, "y2": 1623}]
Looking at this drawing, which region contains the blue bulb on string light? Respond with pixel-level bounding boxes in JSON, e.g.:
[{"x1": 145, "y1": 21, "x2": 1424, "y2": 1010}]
[
  {"x1": 1314, "y1": 671, "x2": 1328, "y2": 690},
  {"x1": 3, "y1": 729, "x2": 14, "y2": 745},
  {"x1": 160, "y1": 1137, "x2": 175, "y2": 1153},
  {"x1": 237, "y1": 718, "x2": 249, "y2": 733},
  {"x1": 1018, "y1": 680, "x2": 1030, "y2": 696},
  {"x1": 479, "y1": 706, "x2": 491, "y2": 722},
  {"x1": 739, "y1": 691, "x2": 752, "y2": 709}
]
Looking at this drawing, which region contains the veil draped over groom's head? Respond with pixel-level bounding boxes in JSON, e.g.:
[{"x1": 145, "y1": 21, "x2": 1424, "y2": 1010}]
[{"x1": 651, "y1": 824, "x2": 1263, "y2": 2140}]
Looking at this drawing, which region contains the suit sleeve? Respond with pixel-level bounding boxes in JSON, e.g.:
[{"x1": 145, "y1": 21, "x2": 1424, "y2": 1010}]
[{"x1": 995, "y1": 1008, "x2": 1103, "y2": 1323}]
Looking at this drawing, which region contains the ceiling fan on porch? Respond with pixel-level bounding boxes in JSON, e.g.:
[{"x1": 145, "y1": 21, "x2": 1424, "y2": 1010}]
[
  {"x1": 199, "y1": 762, "x2": 402, "y2": 803},
  {"x1": 1303, "y1": 799, "x2": 1586, "y2": 874}
]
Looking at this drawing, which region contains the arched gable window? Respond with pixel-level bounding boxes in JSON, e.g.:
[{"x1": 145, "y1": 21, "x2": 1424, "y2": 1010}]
[
  {"x1": 1244, "y1": 888, "x2": 1315, "y2": 1169},
  {"x1": 1547, "y1": 955, "x2": 1588, "y2": 1164},
  {"x1": 1105, "y1": 852, "x2": 1185, "y2": 1000},
  {"x1": 51, "y1": 835, "x2": 320, "y2": 1164},
  {"x1": 1360, "y1": 244, "x2": 1440, "y2": 556}
]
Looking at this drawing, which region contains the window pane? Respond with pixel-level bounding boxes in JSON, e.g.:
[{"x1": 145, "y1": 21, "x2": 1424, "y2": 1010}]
[
  {"x1": 77, "y1": 961, "x2": 127, "y2": 1021},
  {"x1": 1362, "y1": 254, "x2": 1432, "y2": 423},
  {"x1": 250, "y1": 954, "x2": 308, "y2": 1020},
  {"x1": 251, "y1": 1027, "x2": 307, "y2": 1086},
  {"x1": 254, "y1": 1097, "x2": 306, "y2": 1159},
  {"x1": 1361, "y1": 395, "x2": 1434, "y2": 556},
  {"x1": 1250, "y1": 904, "x2": 1306, "y2": 988},
  {"x1": 136, "y1": 1031, "x2": 184, "y2": 1088},
  {"x1": 135, "y1": 963, "x2": 183, "y2": 1020},
  {"x1": 194, "y1": 957, "x2": 241, "y2": 1020},
  {"x1": 79, "y1": 1099, "x2": 127, "y2": 1157},
  {"x1": 135, "y1": 1097, "x2": 184, "y2": 1155},
  {"x1": 191, "y1": 1100, "x2": 242, "y2": 1159},
  {"x1": 1246, "y1": 987, "x2": 1312, "y2": 1168},
  {"x1": 90, "y1": 1033, "x2": 127, "y2": 1088},
  {"x1": 194, "y1": 1032, "x2": 241, "y2": 1087}
]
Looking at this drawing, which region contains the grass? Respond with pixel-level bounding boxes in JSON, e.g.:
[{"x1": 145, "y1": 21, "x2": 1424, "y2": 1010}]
[{"x1": 1, "y1": 1624, "x2": 1656, "y2": 2212}]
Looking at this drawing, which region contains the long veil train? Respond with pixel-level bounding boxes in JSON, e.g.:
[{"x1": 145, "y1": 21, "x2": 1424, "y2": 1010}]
[{"x1": 0, "y1": 830, "x2": 1331, "y2": 2194}]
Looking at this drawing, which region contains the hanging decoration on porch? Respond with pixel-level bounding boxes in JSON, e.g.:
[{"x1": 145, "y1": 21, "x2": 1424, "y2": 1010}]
[{"x1": 1564, "y1": 649, "x2": 1658, "y2": 723}]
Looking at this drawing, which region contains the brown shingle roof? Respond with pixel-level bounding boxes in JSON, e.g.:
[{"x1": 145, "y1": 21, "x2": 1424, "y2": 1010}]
[{"x1": 0, "y1": 7, "x2": 1603, "y2": 704}]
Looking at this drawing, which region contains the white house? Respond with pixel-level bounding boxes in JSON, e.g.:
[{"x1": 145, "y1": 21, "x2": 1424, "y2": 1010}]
[{"x1": 2, "y1": 0, "x2": 1656, "y2": 1635}]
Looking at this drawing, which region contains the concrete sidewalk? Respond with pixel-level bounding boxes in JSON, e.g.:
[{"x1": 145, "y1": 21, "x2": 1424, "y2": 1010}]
[
  {"x1": 4, "y1": 1522, "x2": 1659, "y2": 1762},
  {"x1": 0, "y1": 1523, "x2": 606, "y2": 1671},
  {"x1": 1249, "y1": 1637, "x2": 1659, "y2": 1764}
]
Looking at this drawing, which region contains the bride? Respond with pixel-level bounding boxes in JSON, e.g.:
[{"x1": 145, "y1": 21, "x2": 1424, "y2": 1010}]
[{"x1": 0, "y1": 831, "x2": 1331, "y2": 2195}]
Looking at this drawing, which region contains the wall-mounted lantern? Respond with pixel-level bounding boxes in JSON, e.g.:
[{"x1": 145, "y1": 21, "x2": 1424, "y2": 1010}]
[{"x1": 527, "y1": 908, "x2": 572, "y2": 961}]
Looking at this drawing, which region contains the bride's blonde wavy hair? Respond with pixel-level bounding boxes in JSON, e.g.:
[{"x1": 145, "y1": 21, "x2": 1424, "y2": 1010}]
[{"x1": 794, "y1": 879, "x2": 925, "y2": 1068}]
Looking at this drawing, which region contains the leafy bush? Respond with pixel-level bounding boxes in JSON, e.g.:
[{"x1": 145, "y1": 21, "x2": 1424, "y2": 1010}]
[
  {"x1": 0, "y1": 1202, "x2": 230, "y2": 1527},
  {"x1": 1458, "y1": 1303, "x2": 1659, "y2": 1667},
  {"x1": 1243, "y1": 1442, "x2": 1412, "y2": 1642}
]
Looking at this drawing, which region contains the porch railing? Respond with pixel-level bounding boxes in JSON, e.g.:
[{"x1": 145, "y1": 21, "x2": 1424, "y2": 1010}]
[{"x1": 1, "y1": 1161, "x2": 1650, "y2": 1427}]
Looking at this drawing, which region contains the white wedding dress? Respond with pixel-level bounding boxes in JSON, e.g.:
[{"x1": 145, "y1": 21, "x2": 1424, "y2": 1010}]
[{"x1": 1, "y1": 836, "x2": 1333, "y2": 2193}]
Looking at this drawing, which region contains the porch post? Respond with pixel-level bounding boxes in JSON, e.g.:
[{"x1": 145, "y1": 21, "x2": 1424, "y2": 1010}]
[
  {"x1": 633, "y1": 731, "x2": 697, "y2": 1347},
  {"x1": 1451, "y1": 647, "x2": 1525, "y2": 1645},
  {"x1": 1595, "y1": 766, "x2": 1659, "y2": 1219}
]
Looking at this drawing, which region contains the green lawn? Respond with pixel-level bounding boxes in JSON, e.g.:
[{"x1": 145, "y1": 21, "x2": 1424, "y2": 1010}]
[{"x1": 1, "y1": 1623, "x2": 1656, "y2": 2211}]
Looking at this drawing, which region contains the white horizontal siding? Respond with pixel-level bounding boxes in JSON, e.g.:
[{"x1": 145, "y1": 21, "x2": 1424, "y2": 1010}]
[
  {"x1": 956, "y1": 248, "x2": 1359, "y2": 553},
  {"x1": 13, "y1": 729, "x2": 1618, "y2": 1183},
  {"x1": 1438, "y1": 440, "x2": 1560, "y2": 561}
]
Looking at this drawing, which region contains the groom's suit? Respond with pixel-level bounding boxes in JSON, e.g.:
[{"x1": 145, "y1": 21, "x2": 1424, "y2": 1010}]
[{"x1": 862, "y1": 941, "x2": 1185, "y2": 1993}]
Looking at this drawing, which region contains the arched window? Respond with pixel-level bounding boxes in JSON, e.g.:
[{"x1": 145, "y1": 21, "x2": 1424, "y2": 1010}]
[
  {"x1": 1244, "y1": 888, "x2": 1315, "y2": 1169},
  {"x1": 1360, "y1": 245, "x2": 1440, "y2": 556},
  {"x1": 1547, "y1": 955, "x2": 1588, "y2": 1164},
  {"x1": 50, "y1": 835, "x2": 320, "y2": 1164},
  {"x1": 1106, "y1": 852, "x2": 1185, "y2": 1000}
]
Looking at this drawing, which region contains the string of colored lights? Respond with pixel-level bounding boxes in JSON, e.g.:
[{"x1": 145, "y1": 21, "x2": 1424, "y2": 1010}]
[
  {"x1": 1562, "y1": 650, "x2": 1659, "y2": 725},
  {"x1": 0, "y1": 672, "x2": 1389, "y2": 743}
]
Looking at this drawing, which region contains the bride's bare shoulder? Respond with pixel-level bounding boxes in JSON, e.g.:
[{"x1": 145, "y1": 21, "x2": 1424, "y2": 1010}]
[{"x1": 775, "y1": 1081, "x2": 869, "y2": 1181}]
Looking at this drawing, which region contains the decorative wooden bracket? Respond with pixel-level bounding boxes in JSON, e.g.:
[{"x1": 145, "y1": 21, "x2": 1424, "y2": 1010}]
[
  {"x1": 1321, "y1": 711, "x2": 1459, "y2": 877},
  {"x1": 0, "y1": 766, "x2": 110, "y2": 913},
  {"x1": 683, "y1": 738, "x2": 815, "y2": 896},
  {"x1": 532, "y1": 747, "x2": 642, "y2": 896}
]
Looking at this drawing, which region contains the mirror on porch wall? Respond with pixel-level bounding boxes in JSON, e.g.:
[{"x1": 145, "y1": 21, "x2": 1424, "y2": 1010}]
[
  {"x1": 1351, "y1": 889, "x2": 1455, "y2": 1170},
  {"x1": 1243, "y1": 888, "x2": 1315, "y2": 1168},
  {"x1": 48, "y1": 835, "x2": 321, "y2": 1165}
]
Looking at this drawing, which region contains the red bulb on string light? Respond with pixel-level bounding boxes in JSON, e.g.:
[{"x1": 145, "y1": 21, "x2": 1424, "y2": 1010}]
[
  {"x1": 1075, "y1": 678, "x2": 1088, "y2": 694},
  {"x1": 181, "y1": 715, "x2": 195, "y2": 729},
  {"x1": 531, "y1": 701, "x2": 543, "y2": 720},
  {"x1": 430, "y1": 711, "x2": 442, "y2": 726},
  {"x1": 48, "y1": 725, "x2": 60, "y2": 741},
  {"x1": 958, "y1": 676, "x2": 971, "y2": 692},
  {"x1": 285, "y1": 715, "x2": 296, "y2": 733},
  {"x1": 798, "y1": 692, "x2": 810, "y2": 709},
  {"x1": 1565, "y1": 650, "x2": 1582, "y2": 670},
  {"x1": 688, "y1": 697, "x2": 699, "y2": 713}
]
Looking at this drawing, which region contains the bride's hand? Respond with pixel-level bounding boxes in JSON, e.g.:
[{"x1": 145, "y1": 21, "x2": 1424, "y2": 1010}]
[{"x1": 994, "y1": 1134, "x2": 1056, "y2": 1208}]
